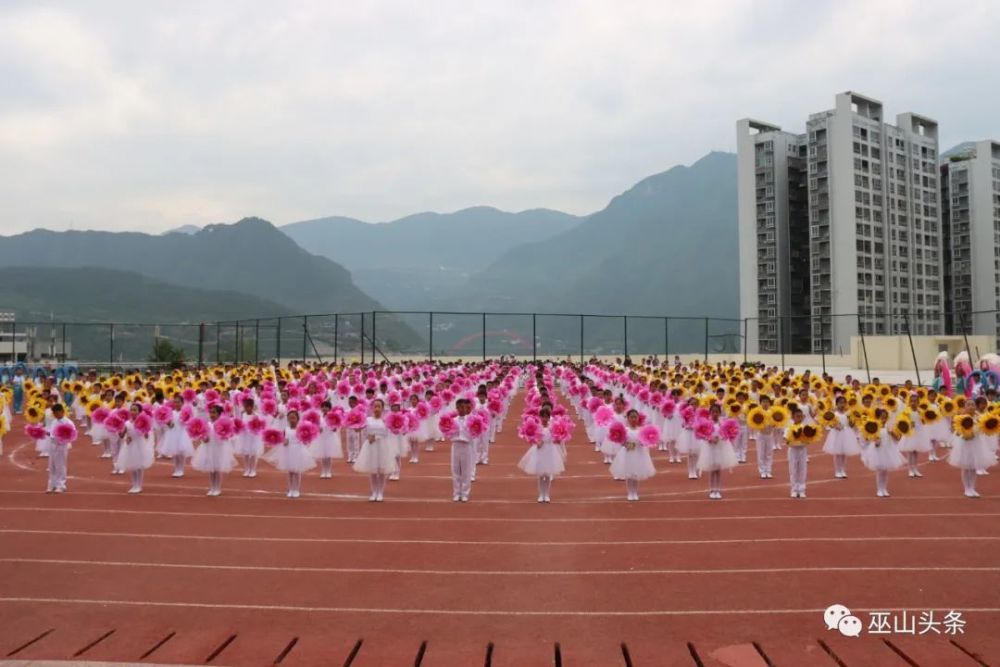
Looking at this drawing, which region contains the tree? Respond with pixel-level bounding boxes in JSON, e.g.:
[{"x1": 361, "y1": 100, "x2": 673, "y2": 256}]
[{"x1": 149, "y1": 338, "x2": 186, "y2": 369}]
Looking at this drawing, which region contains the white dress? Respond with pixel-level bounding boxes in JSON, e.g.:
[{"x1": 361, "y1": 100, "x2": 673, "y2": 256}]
[
  {"x1": 264, "y1": 427, "x2": 317, "y2": 472},
  {"x1": 309, "y1": 426, "x2": 344, "y2": 459},
  {"x1": 517, "y1": 427, "x2": 566, "y2": 477},
  {"x1": 353, "y1": 417, "x2": 395, "y2": 474},
  {"x1": 609, "y1": 428, "x2": 656, "y2": 480},
  {"x1": 897, "y1": 412, "x2": 932, "y2": 453},
  {"x1": 115, "y1": 423, "x2": 155, "y2": 471},
  {"x1": 233, "y1": 415, "x2": 264, "y2": 457},
  {"x1": 948, "y1": 433, "x2": 997, "y2": 470},
  {"x1": 860, "y1": 431, "x2": 906, "y2": 471},
  {"x1": 696, "y1": 424, "x2": 739, "y2": 472},
  {"x1": 191, "y1": 430, "x2": 238, "y2": 473},
  {"x1": 157, "y1": 412, "x2": 195, "y2": 458},
  {"x1": 821, "y1": 413, "x2": 862, "y2": 456}
]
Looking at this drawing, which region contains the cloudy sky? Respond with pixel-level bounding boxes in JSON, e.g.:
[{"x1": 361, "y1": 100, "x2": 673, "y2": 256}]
[{"x1": 2, "y1": 0, "x2": 997, "y2": 234}]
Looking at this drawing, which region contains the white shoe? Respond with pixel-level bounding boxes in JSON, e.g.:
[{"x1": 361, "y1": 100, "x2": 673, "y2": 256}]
[
  {"x1": 453, "y1": 495, "x2": 461, "y2": 502},
  {"x1": 54, "y1": 487, "x2": 65, "y2": 493},
  {"x1": 976, "y1": 470, "x2": 988, "y2": 476},
  {"x1": 688, "y1": 473, "x2": 698, "y2": 480},
  {"x1": 912, "y1": 470, "x2": 923, "y2": 478},
  {"x1": 389, "y1": 473, "x2": 400, "y2": 481},
  {"x1": 543, "y1": 496, "x2": 551, "y2": 503},
  {"x1": 799, "y1": 492, "x2": 806, "y2": 498},
  {"x1": 409, "y1": 458, "x2": 418, "y2": 464},
  {"x1": 369, "y1": 494, "x2": 377, "y2": 502},
  {"x1": 287, "y1": 490, "x2": 293, "y2": 498},
  {"x1": 791, "y1": 491, "x2": 798, "y2": 498},
  {"x1": 100, "y1": 452, "x2": 111, "y2": 459},
  {"x1": 207, "y1": 489, "x2": 216, "y2": 496},
  {"x1": 883, "y1": 491, "x2": 890, "y2": 497},
  {"x1": 482, "y1": 459, "x2": 489, "y2": 465},
  {"x1": 876, "y1": 490, "x2": 884, "y2": 497},
  {"x1": 248, "y1": 471, "x2": 257, "y2": 478},
  {"x1": 538, "y1": 495, "x2": 545, "y2": 503},
  {"x1": 460, "y1": 496, "x2": 468, "y2": 502},
  {"x1": 964, "y1": 491, "x2": 977, "y2": 498},
  {"x1": 171, "y1": 471, "x2": 183, "y2": 478}
]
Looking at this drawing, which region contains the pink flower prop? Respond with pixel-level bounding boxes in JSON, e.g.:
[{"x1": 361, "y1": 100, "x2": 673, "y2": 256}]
[
  {"x1": 638, "y1": 424, "x2": 660, "y2": 448},
  {"x1": 594, "y1": 405, "x2": 615, "y2": 427},
  {"x1": 518, "y1": 417, "x2": 542, "y2": 445},
  {"x1": 586, "y1": 397, "x2": 603, "y2": 413},
  {"x1": 52, "y1": 421, "x2": 77, "y2": 444},
  {"x1": 262, "y1": 428, "x2": 285, "y2": 447},
  {"x1": 261, "y1": 398, "x2": 278, "y2": 416},
  {"x1": 302, "y1": 409, "x2": 322, "y2": 426},
  {"x1": 549, "y1": 416, "x2": 574, "y2": 444},
  {"x1": 680, "y1": 405, "x2": 696, "y2": 426},
  {"x1": 719, "y1": 418, "x2": 741, "y2": 442},
  {"x1": 336, "y1": 381, "x2": 351, "y2": 397},
  {"x1": 104, "y1": 414, "x2": 125, "y2": 434},
  {"x1": 487, "y1": 398, "x2": 502, "y2": 415},
  {"x1": 387, "y1": 390, "x2": 402, "y2": 406},
  {"x1": 638, "y1": 388, "x2": 651, "y2": 403},
  {"x1": 181, "y1": 388, "x2": 197, "y2": 403},
  {"x1": 204, "y1": 389, "x2": 220, "y2": 403},
  {"x1": 607, "y1": 421, "x2": 627, "y2": 445},
  {"x1": 25, "y1": 424, "x2": 47, "y2": 440},
  {"x1": 695, "y1": 407, "x2": 711, "y2": 421},
  {"x1": 345, "y1": 408, "x2": 367, "y2": 430},
  {"x1": 153, "y1": 404, "x2": 173, "y2": 425},
  {"x1": 295, "y1": 421, "x2": 320, "y2": 445},
  {"x1": 324, "y1": 408, "x2": 345, "y2": 430},
  {"x1": 133, "y1": 413, "x2": 153, "y2": 437},
  {"x1": 694, "y1": 418, "x2": 715, "y2": 441},
  {"x1": 660, "y1": 400, "x2": 676, "y2": 418},
  {"x1": 233, "y1": 418, "x2": 246, "y2": 435},
  {"x1": 415, "y1": 401, "x2": 430, "y2": 419},
  {"x1": 438, "y1": 412, "x2": 458, "y2": 439},
  {"x1": 441, "y1": 389, "x2": 455, "y2": 403},
  {"x1": 386, "y1": 411, "x2": 408, "y2": 435},
  {"x1": 213, "y1": 416, "x2": 235, "y2": 440},
  {"x1": 310, "y1": 394, "x2": 325, "y2": 410},
  {"x1": 247, "y1": 415, "x2": 267, "y2": 434},
  {"x1": 179, "y1": 405, "x2": 193, "y2": 423},
  {"x1": 91, "y1": 406, "x2": 110, "y2": 425},
  {"x1": 185, "y1": 417, "x2": 208, "y2": 440},
  {"x1": 113, "y1": 408, "x2": 130, "y2": 423},
  {"x1": 405, "y1": 412, "x2": 420, "y2": 433},
  {"x1": 467, "y1": 414, "x2": 486, "y2": 438},
  {"x1": 429, "y1": 396, "x2": 443, "y2": 412}
]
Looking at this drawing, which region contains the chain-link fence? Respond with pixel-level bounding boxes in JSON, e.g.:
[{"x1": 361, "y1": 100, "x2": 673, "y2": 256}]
[{"x1": 4, "y1": 309, "x2": 1000, "y2": 382}]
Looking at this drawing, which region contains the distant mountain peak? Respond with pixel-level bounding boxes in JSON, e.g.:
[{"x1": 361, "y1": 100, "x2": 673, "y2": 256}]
[{"x1": 162, "y1": 224, "x2": 201, "y2": 236}]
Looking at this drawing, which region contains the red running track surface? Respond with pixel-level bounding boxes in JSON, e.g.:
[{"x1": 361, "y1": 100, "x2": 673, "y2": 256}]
[{"x1": 1, "y1": 391, "x2": 998, "y2": 666}]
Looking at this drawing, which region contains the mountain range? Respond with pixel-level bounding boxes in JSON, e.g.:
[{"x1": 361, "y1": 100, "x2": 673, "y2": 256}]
[{"x1": 0, "y1": 151, "x2": 739, "y2": 358}]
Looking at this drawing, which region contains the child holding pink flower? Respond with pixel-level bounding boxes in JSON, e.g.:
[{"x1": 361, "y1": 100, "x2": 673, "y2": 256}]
[
  {"x1": 191, "y1": 405, "x2": 238, "y2": 496},
  {"x1": 117, "y1": 403, "x2": 155, "y2": 494},
  {"x1": 264, "y1": 410, "x2": 318, "y2": 498},
  {"x1": 45, "y1": 403, "x2": 75, "y2": 493},
  {"x1": 609, "y1": 409, "x2": 657, "y2": 501},
  {"x1": 696, "y1": 404, "x2": 740, "y2": 499},
  {"x1": 517, "y1": 407, "x2": 567, "y2": 503}
]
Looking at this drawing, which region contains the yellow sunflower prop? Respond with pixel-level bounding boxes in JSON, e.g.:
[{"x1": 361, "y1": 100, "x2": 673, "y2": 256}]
[
  {"x1": 768, "y1": 406, "x2": 789, "y2": 429},
  {"x1": 860, "y1": 417, "x2": 882, "y2": 442},
  {"x1": 978, "y1": 413, "x2": 1000, "y2": 437},
  {"x1": 953, "y1": 414, "x2": 977, "y2": 439}
]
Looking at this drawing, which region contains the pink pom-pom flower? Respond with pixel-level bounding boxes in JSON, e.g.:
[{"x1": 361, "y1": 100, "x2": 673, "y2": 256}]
[
  {"x1": 247, "y1": 415, "x2": 267, "y2": 434},
  {"x1": 386, "y1": 411, "x2": 408, "y2": 435},
  {"x1": 336, "y1": 381, "x2": 351, "y2": 397},
  {"x1": 233, "y1": 418, "x2": 245, "y2": 435},
  {"x1": 415, "y1": 401, "x2": 430, "y2": 419},
  {"x1": 594, "y1": 405, "x2": 615, "y2": 427},
  {"x1": 549, "y1": 415, "x2": 574, "y2": 444},
  {"x1": 261, "y1": 398, "x2": 278, "y2": 417},
  {"x1": 324, "y1": 408, "x2": 345, "y2": 430},
  {"x1": 660, "y1": 400, "x2": 676, "y2": 418},
  {"x1": 212, "y1": 416, "x2": 235, "y2": 440},
  {"x1": 638, "y1": 424, "x2": 661, "y2": 448},
  {"x1": 25, "y1": 424, "x2": 48, "y2": 440},
  {"x1": 153, "y1": 404, "x2": 173, "y2": 425},
  {"x1": 104, "y1": 414, "x2": 125, "y2": 434},
  {"x1": 438, "y1": 412, "x2": 458, "y2": 439},
  {"x1": 719, "y1": 418, "x2": 741, "y2": 442},
  {"x1": 405, "y1": 411, "x2": 420, "y2": 433},
  {"x1": 295, "y1": 421, "x2": 319, "y2": 445},
  {"x1": 52, "y1": 421, "x2": 78, "y2": 444},
  {"x1": 133, "y1": 413, "x2": 153, "y2": 437},
  {"x1": 181, "y1": 388, "x2": 197, "y2": 403},
  {"x1": 185, "y1": 417, "x2": 208, "y2": 440},
  {"x1": 91, "y1": 406, "x2": 110, "y2": 424},
  {"x1": 344, "y1": 408, "x2": 367, "y2": 430},
  {"x1": 607, "y1": 421, "x2": 627, "y2": 445},
  {"x1": 429, "y1": 396, "x2": 443, "y2": 412},
  {"x1": 467, "y1": 414, "x2": 486, "y2": 438},
  {"x1": 302, "y1": 409, "x2": 322, "y2": 426},
  {"x1": 179, "y1": 405, "x2": 193, "y2": 423},
  {"x1": 262, "y1": 428, "x2": 285, "y2": 447},
  {"x1": 694, "y1": 418, "x2": 715, "y2": 442},
  {"x1": 518, "y1": 416, "x2": 542, "y2": 445}
]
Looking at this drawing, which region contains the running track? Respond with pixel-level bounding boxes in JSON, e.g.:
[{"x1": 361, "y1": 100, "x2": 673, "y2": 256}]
[{"x1": 1, "y1": 392, "x2": 998, "y2": 666}]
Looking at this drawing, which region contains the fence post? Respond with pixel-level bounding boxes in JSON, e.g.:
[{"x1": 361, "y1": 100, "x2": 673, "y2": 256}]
[
  {"x1": 109, "y1": 323, "x2": 115, "y2": 370},
  {"x1": 819, "y1": 314, "x2": 826, "y2": 376},
  {"x1": 429, "y1": 312, "x2": 434, "y2": 361},
  {"x1": 532, "y1": 313, "x2": 537, "y2": 362},
  {"x1": 742, "y1": 318, "x2": 748, "y2": 364},
  {"x1": 334, "y1": 314, "x2": 339, "y2": 364},
  {"x1": 780, "y1": 315, "x2": 786, "y2": 371},
  {"x1": 903, "y1": 309, "x2": 922, "y2": 386},
  {"x1": 61, "y1": 323, "x2": 67, "y2": 362},
  {"x1": 623, "y1": 316, "x2": 628, "y2": 359},
  {"x1": 703, "y1": 317, "x2": 709, "y2": 362},
  {"x1": 198, "y1": 323, "x2": 204, "y2": 368},
  {"x1": 482, "y1": 313, "x2": 486, "y2": 361},
  {"x1": 580, "y1": 315, "x2": 585, "y2": 365},
  {"x1": 253, "y1": 320, "x2": 259, "y2": 364},
  {"x1": 857, "y1": 313, "x2": 871, "y2": 383},
  {"x1": 664, "y1": 317, "x2": 669, "y2": 360},
  {"x1": 276, "y1": 317, "x2": 282, "y2": 364},
  {"x1": 371, "y1": 311, "x2": 376, "y2": 364},
  {"x1": 235, "y1": 321, "x2": 241, "y2": 363},
  {"x1": 302, "y1": 316, "x2": 308, "y2": 363}
]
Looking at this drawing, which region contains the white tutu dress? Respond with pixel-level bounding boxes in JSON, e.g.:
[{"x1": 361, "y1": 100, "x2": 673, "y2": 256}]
[
  {"x1": 609, "y1": 429, "x2": 657, "y2": 480},
  {"x1": 158, "y1": 416, "x2": 195, "y2": 458},
  {"x1": 191, "y1": 432, "x2": 238, "y2": 473},
  {"x1": 860, "y1": 431, "x2": 906, "y2": 470},
  {"x1": 518, "y1": 430, "x2": 566, "y2": 477},
  {"x1": 234, "y1": 425, "x2": 264, "y2": 457},
  {"x1": 264, "y1": 428, "x2": 317, "y2": 472},
  {"x1": 696, "y1": 427, "x2": 739, "y2": 472},
  {"x1": 948, "y1": 434, "x2": 997, "y2": 470},
  {"x1": 309, "y1": 427, "x2": 343, "y2": 459},
  {"x1": 821, "y1": 413, "x2": 862, "y2": 456},
  {"x1": 115, "y1": 424, "x2": 155, "y2": 471},
  {"x1": 353, "y1": 417, "x2": 396, "y2": 474},
  {"x1": 675, "y1": 426, "x2": 696, "y2": 454},
  {"x1": 897, "y1": 415, "x2": 932, "y2": 453}
]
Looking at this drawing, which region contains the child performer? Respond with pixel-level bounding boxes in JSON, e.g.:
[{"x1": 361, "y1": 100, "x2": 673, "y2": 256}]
[
  {"x1": 822, "y1": 395, "x2": 861, "y2": 478},
  {"x1": 861, "y1": 409, "x2": 906, "y2": 497},
  {"x1": 264, "y1": 410, "x2": 317, "y2": 498},
  {"x1": 786, "y1": 407, "x2": 809, "y2": 498},
  {"x1": 610, "y1": 409, "x2": 657, "y2": 501},
  {"x1": 45, "y1": 404, "x2": 75, "y2": 493},
  {"x1": 353, "y1": 399, "x2": 393, "y2": 502},
  {"x1": 311, "y1": 401, "x2": 343, "y2": 479},
  {"x1": 192, "y1": 405, "x2": 237, "y2": 497},
  {"x1": 235, "y1": 397, "x2": 264, "y2": 478},
  {"x1": 158, "y1": 396, "x2": 194, "y2": 478},
  {"x1": 449, "y1": 399, "x2": 475, "y2": 502},
  {"x1": 697, "y1": 404, "x2": 739, "y2": 499},
  {"x1": 517, "y1": 407, "x2": 565, "y2": 503},
  {"x1": 118, "y1": 403, "x2": 154, "y2": 493}
]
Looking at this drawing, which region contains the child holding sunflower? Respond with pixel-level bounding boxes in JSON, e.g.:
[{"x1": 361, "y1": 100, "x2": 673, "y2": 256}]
[
  {"x1": 785, "y1": 407, "x2": 810, "y2": 498},
  {"x1": 821, "y1": 395, "x2": 861, "y2": 479},
  {"x1": 860, "y1": 409, "x2": 906, "y2": 497},
  {"x1": 949, "y1": 405, "x2": 995, "y2": 497}
]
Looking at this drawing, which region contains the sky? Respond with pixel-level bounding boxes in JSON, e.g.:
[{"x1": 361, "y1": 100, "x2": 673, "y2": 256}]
[{"x1": 1, "y1": 0, "x2": 998, "y2": 234}]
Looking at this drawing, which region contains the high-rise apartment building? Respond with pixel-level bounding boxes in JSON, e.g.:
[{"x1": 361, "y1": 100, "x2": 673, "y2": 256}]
[
  {"x1": 738, "y1": 92, "x2": 945, "y2": 355},
  {"x1": 941, "y1": 140, "x2": 1000, "y2": 346}
]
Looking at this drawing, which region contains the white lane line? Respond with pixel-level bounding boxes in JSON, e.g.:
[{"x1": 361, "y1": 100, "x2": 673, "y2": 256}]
[
  {"x1": 2, "y1": 529, "x2": 997, "y2": 546},
  {"x1": 0, "y1": 487, "x2": 987, "y2": 505},
  {"x1": 2, "y1": 506, "x2": 998, "y2": 524},
  {"x1": 3, "y1": 558, "x2": 999, "y2": 577},
  {"x1": 1, "y1": 597, "x2": 998, "y2": 617}
]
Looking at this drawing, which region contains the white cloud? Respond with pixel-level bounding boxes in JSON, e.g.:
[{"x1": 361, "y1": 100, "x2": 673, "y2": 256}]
[{"x1": 0, "y1": 0, "x2": 997, "y2": 233}]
